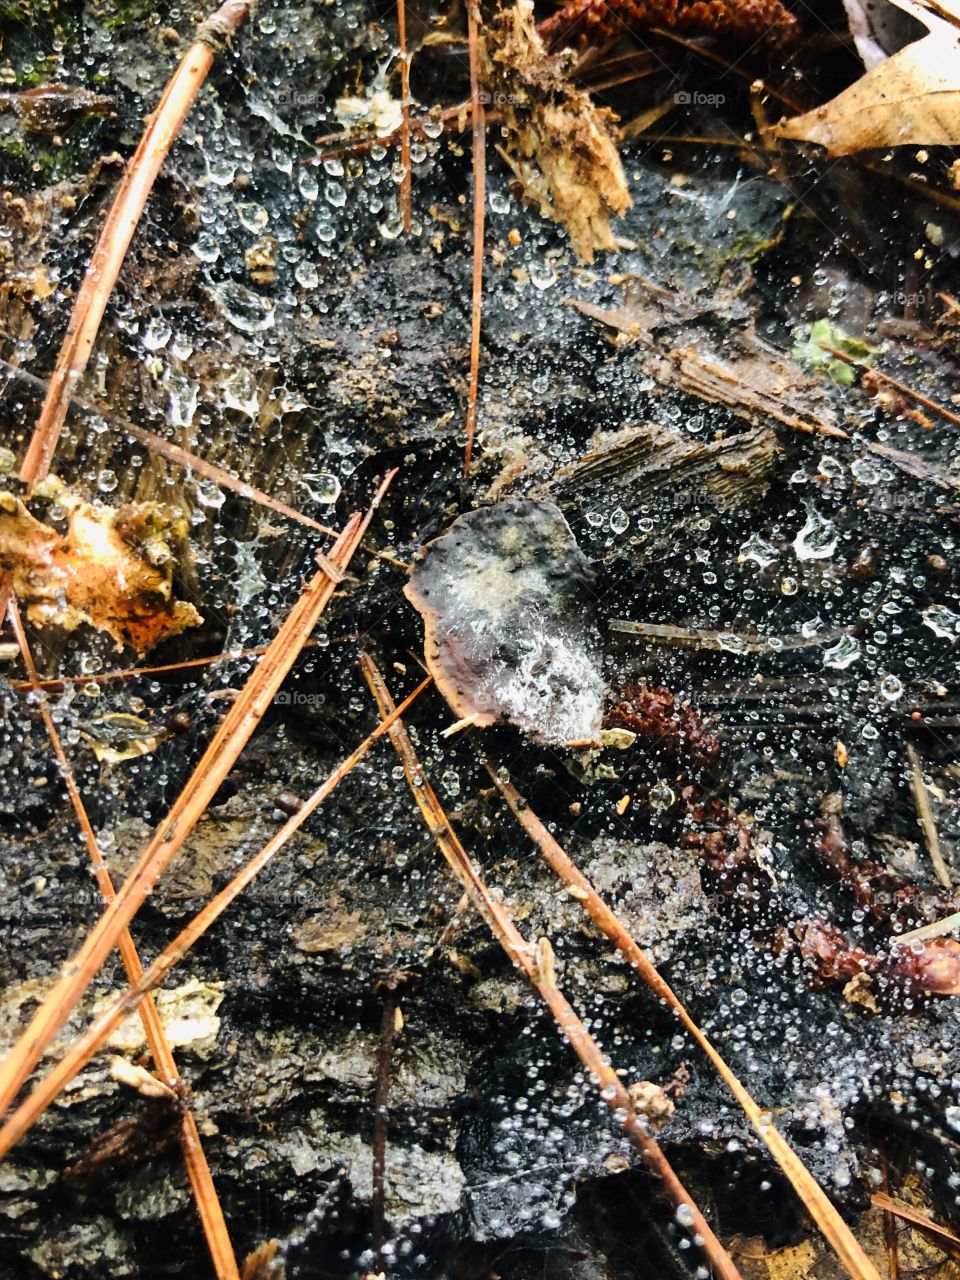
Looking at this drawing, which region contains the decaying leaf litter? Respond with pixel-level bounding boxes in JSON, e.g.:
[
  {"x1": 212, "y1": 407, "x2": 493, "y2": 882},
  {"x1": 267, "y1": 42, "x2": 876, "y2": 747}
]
[{"x1": 2, "y1": 0, "x2": 960, "y2": 1275}]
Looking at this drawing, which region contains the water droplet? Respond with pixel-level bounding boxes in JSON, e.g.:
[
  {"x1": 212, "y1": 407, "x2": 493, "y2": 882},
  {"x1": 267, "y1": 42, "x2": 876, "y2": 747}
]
[
  {"x1": 818, "y1": 454, "x2": 844, "y2": 480},
  {"x1": 301, "y1": 473, "x2": 341, "y2": 505},
  {"x1": 167, "y1": 375, "x2": 198, "y2": 427},
  {"x1": 610, "y1": 507, "x2": 630, "y2": 535},
  {"x1": 205, "y1": 155, "x2": 237, "y2": 187},
  {"x1": 922, "y1": 603, "x2": 960, "y2": 640},
  {"x1": 97, "y1": 469, "x2": 118, "y2": 493},
  {"x1": 851, "y1": 457, "x2": 880, "y2": 485},
  {"x1": 823, "y1": 635, "x2": 861, "y2": 670},
  {"x1": 196, "y1": 480, "x2": 225, "y2": 509},
  {"x1": 648, "y1": 780, "x2": 675, "y2": 810},
  {"x1": 325, "y1": 181, "x2": 347, "y2": 208},
  {"x1": 236, "y1": 202, "x2": 269, "y2": 233},
  {"x1": 880, "y1": 674, "x2": 903, "y2": 700},
  {"x1": 380, "y1": 212, "x2": 404, "y2": 240},
  {"x1": 738, "y1": 533, "x2": 778, "y2": 567},
  {"x1": 192, "y1": 232, "x2": 221, "y2": 263},
  {"x1": 780, "y1": 577, "x2": 798, "y2": 596},
  {"x1": 295, "y1": 259, "x2": 319, "y2": 288},
  {"x1": 793, "y1": 502, "x2": 838, "y2": 561},
  {"x1": 675, "y1": 1204, "x2": 696, "y2": 1228},
  {"x1": 212, "y1": 281, "x2": 275, "y2": 334},
  {"x1": 221, "y1": 368, "x2": 260, "y2": 417},
  {"x1": 298, "y1": 167, "x2": 319, "y2": 201},
  {"x1": 141, "y1": 317, "x2": 171, "y2": 352},
  {"x1": 717, "y1": 632, "x2": 749, "y2": 654}
]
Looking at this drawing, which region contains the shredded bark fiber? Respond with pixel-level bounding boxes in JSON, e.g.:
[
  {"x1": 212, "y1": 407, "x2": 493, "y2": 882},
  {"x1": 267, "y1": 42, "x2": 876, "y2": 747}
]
[{"x1": 481, "y1": 0, "x2": 631, "y2": 263}]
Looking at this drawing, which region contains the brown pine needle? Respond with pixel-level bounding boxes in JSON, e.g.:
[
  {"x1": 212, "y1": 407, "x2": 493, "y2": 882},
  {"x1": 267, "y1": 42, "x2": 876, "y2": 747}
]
[
  {"x1": 463, "y1": 0, "x2": 485, "y2": 475},
  {"x1": 0, "y1": 475, "x2": 393, "y2": 1119},
  {"x1": 397, "y1": 0, "x2": 412, "y2": 233},
  {"x1": 906, "y1": 743, "x2": 952, "y2": 889},
  {"x1": 0, "y1": 672, "x2": 431, "y2": 1161},
  {"x1": 486, "y1": 764, "x2": 883, "y2": 1280},
  {"x1": 360, "y1": 655, "x2": 744, "y2": 1280},
  {"x1": 819, "y1": 343, "x2": 960, "y2": 432},
  {"x1": 0, "y1": 356, "x2": 330, "y2": 539},
  {"x1": 18, "y1": 0, "x2": 252, "y2": 488},
  {"x1": 5, "y1": 599, "x2": 239, "y2": 1280},
  {"x1": 871, "y1": 1192, "x2": 960, "y2": 1260}
]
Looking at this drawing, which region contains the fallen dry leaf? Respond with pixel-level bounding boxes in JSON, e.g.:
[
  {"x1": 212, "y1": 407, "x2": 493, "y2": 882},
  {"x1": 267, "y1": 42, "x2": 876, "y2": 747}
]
[
  {"x1": 0, "y1": 489, "x2": 202, "y2": 653},
  {"x1": 772, "y1": 0, "x2": 960, "y2": 154},
  {"x1": 482, "y1": 0, "x2": 631, "y2": 263},
  {"x1": 404, "y1": 498, "x2": 605, "y2": 746}
]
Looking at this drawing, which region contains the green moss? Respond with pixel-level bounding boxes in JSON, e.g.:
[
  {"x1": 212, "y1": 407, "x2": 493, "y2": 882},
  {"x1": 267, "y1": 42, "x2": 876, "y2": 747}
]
[{"x1": 791, "y1": 318, "x2": 880, "y2": 387}]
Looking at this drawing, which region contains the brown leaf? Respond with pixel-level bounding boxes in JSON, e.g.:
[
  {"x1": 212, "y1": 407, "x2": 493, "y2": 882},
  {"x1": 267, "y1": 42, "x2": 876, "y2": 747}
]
[
  {"x1": 0, "y1": 489, "x2": 202, "y2": 653},
  {"x1": 772, "y1": 1, "x2": 960, "y2": 155},
  {"x1": 404, "y1": 498, "x2": 605, "y2": 746}
]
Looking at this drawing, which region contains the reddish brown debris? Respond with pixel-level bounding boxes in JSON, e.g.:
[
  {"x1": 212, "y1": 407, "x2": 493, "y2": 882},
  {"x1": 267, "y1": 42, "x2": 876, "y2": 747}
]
[
  {"x1": 813, "y1": 811, "x2": 960, "y2": 936},
  {"x1": 680, "y1": 790, "x2": 768, "y2": 914},
  {"x1": 538, "y1": 0, "x2": 799, "y2": 52},
  {"x1": 604, "y1": 682, "x2": 721, "y2": 770},
  {"x1": 798, "y1": 917, "x2": 960, "y2": 999}
]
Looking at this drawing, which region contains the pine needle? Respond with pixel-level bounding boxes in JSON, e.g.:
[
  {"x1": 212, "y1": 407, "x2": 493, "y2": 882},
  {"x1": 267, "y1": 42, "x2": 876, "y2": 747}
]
[
  {"x1": 360, "y1": 655, "x2": 744, "y2": 1280},
  {"x1": 397, "y1": 0, "x2": 412, "y2": 233},
  {"x1": 0, "y1": 475, "x2": 393, "y2": 1120},
  {"x1": 0, "y1": 670, "x2": 431, "y2": 1160},
  {"x1": 463, "y1": 0, "x2": 485, "y2": 475},
  {"x1": 5, "y1": 599, "x2": 239, "y2": 1280},
  {"x1": 19, "y1": 0, "x2": 253, "y2": 489},
  {"x1": 486, "y1": 763, "x2": 883, "y2": 1280}
]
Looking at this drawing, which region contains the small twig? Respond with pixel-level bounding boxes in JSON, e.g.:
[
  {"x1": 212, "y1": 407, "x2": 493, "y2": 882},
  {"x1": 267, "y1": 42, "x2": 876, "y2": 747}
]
[
  {"x1": 893, "y1": 910, "x2": 960, "y2": 946},
  {"x1": 360, "y1": 656, "x2": 744, "y2": 1280},
  {"x1": 5, "y1": 599, "x2": 239, "y2": 1280},
  {"x1": 0, "y1": 672, "x2": 432, "y2": 1161},
  {"x1": 7, "y1": 633, "x2": 387, "y2": 692},
  {"x1": 463, "y1": 0, "x2": 485, "y2": 475},
  {"x1": 440, "y1": 712, "x2": 480, "y2": 738},
  {"x1": 906, "y1": 743, "x2": 952, "y2": 889},
  {"x1": 871, "y1": 1191, "x2": 960, "y2": 1261},
  {"x1": 397, "y1": 0, "x2": 412, "y2": 233},
  {"x1": 819, "y1": 342, "x2": 960, "y2": 431},
  {"x1": 878, "y1": 1161, "x2": 901, "y2": 1280},
  {"x1": 0, "y1": 476, "x2": 394, "y2": 1121},
  {"x1": 19, "y1": 0, "x2": 252, "y2": 488},
  {"x1": 485, "y1": 763, "x2": 883, "y2": 1280},
  {"x1": 371, "y1": 997, "x2": 401, "y2": 1255},
  {"x1": 609, "y1": 618, "x2": 856, "y2": 653}
]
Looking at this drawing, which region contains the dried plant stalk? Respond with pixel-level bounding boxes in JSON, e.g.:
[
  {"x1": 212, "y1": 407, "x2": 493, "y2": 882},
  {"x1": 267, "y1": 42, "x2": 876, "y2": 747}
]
[
  {"x1": 360, "y1": 655, "x2": 744, "y2": 1280},
  {"x1": 18, "y1": 0, "x2": 252, "y2": 488},
  {"x1": 0, "y1": 674, "x2": 431, "y2": 1159},
  {"x1": 463, "y1": 0, "x2": 486, "y2": 473},
  {"x1": 487, "y1": 764, "x2": 882, "y2": 1280},
  {"x1": 5, "y1": 599, "x2": 239, "y2": 1280},
  {"x1": 397, "y1": 0, "x2": 412, "y2": 232},
  {"x1": 906, "y1": 743, "x2": 952, "y2": 889},
  {"x1": 0, "y1": 476, "x2": 393, "y2": 1119}
]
